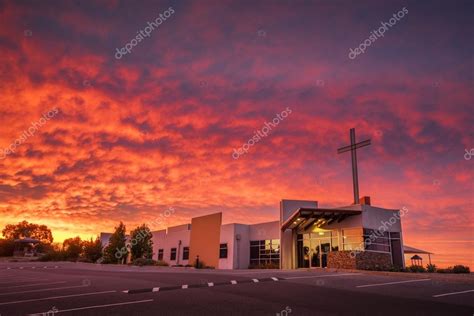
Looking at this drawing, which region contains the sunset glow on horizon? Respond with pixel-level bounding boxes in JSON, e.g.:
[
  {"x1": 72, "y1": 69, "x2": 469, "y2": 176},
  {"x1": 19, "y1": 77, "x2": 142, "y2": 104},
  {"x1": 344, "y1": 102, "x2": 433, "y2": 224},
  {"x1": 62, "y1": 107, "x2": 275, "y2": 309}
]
[{"x1": 0, "y1": 0, "x2": 472, "y2": 268}]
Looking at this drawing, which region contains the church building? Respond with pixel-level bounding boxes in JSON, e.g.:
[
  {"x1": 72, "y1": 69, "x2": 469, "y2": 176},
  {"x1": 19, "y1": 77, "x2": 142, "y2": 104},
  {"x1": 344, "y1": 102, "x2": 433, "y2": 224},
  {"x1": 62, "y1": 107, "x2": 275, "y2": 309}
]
[{"x1": 101, "y1": 129, "x2": 406, "y2": 270}]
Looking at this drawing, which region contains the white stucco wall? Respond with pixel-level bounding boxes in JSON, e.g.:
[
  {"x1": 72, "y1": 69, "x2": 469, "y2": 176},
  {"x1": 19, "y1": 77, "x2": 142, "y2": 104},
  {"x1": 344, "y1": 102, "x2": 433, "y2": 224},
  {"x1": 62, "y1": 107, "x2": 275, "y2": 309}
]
[
  {"x1": 249, "y1": 221, "x2": 280, "y2": 240},
  {"x1": 151, "y1": 224, "x2": 191, "y2": 266}
]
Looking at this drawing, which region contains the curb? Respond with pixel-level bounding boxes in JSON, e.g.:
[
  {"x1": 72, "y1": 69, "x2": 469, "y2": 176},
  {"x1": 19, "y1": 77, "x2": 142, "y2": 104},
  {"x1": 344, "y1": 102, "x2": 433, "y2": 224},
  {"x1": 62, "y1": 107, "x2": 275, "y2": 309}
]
[{"x1": 123, "y1": 277, "x2": 280, "y2": 294}]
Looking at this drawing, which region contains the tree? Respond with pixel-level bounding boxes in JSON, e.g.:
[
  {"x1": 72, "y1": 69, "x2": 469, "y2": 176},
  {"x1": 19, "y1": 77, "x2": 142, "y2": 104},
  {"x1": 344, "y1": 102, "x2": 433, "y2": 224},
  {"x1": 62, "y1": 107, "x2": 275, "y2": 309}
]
[
  {"x1": 2, "y1": 220, "x2": 53, "y2": 244},
  {"x1": 63, "y1": 236, "x2": 83, "y2": 260},
  {"x1": 103, "y1": 222, "x2": 127, "y2": 264},
  {"x1": 130, "y1": 224, "x2": 153, "y2": 261},
  {"x1": 83, "y1": 237, "x2": 103, "y2": 263}
]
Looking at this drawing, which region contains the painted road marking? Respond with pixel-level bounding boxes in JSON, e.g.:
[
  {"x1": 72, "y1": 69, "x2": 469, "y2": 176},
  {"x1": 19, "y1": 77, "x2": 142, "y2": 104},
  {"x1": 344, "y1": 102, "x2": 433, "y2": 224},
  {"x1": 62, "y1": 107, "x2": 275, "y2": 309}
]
[
  {"x1": 27, "y1": 299, "x2": 153, "y2": 315},
  {"x1": 124, "y1": 277, "x2": 281, "y2": 294},
  {"x1": 433, "y1": 289, "x2": 474, "y2": 298},
  {"x1": 0, "y1": 284, "x2": 88, "y2": 296},
  {"x1": 0, "y1": 278, "x2": 48, "y2": 285},
  {"x1": 285, "y1": 273, "x2": 362, "y2": 280},
  {"x1": 0, "y1": 290, "x2": 116, "y2": 306},
  {"x1": 3, "y1": 281, "x2": 67, "y2": 289},
  {"x1": 356, "y1": 279, "x2": 432, "y2": 288},
  {"x1": 1, "y1": 266, "x2": 59, "y2": 270}
]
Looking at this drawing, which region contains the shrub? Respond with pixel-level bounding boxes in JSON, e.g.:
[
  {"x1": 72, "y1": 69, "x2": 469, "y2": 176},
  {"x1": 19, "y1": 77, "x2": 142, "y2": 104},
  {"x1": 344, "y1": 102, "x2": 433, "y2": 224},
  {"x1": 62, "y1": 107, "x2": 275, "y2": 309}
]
[
  {"x1": 132, "y1": 258, "x2": 156, "y2": 266},
  {"x1": 389, "y1": 265, "x2": 406, "y2": 272},
  {"x1": 155, "y1": 260, "x2": 169, "y2": 266},
  {"x1": 171, "y1": 264, "x2": 184, "y2": 267},
  {"x1": 437, "y1": 267, "x2": 453, "y2": 273},
  {"x1": 82, "y1": 237, "x2": 103, "y2": 263},
  {"x1": 248, "y1": 262, "x2": 280, "y2": 269},
  {"x1": 38, "y1": 250, "x2": 67, "y2": 261},
  {"x1": 408, "y1": 265, "x2": 426, "y2": 273},
  {"x1": 452, "y1": 265, "x2": 470, "y2": 274},
  {"x1": 0, "y1": 239, "x2": 15, "y2": 257},
  {"x1": 184, "y1": 264, "x2": 192, "y2": 267},
  {"x1": 426, "y1": 263, "x2": 437, "y2": 273}
]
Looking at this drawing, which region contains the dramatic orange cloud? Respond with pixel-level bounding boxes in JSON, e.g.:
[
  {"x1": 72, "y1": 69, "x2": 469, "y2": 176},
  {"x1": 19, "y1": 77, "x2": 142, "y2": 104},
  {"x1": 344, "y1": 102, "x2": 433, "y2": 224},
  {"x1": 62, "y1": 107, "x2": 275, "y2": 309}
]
[{"x1": 0, "y1": 0, "x2": 472, "y2": 267}]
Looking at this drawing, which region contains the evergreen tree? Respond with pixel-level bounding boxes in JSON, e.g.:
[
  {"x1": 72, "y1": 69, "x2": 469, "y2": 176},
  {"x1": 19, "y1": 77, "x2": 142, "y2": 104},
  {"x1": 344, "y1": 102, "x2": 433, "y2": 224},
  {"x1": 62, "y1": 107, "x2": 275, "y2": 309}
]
[
  {"x1": 130, "y1": 224, "x2": 153, "y2": 261},
  {"x1": 103, "y1": 222, "x2": 127, "y2": 264},
  {"x1": 83, "y1": 236, "x2": 103, "y2": 263}
]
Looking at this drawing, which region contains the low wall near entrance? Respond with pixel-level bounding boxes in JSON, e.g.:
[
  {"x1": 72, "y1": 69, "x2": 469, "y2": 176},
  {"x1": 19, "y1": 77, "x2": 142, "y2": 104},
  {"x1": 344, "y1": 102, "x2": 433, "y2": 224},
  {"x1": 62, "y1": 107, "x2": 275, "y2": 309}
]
[
  {"x1": 327, "y1": 251, "x2": 356, "y2": 269},
  {"x1": 327, "y1": 251, "x2": 392, "y2": 271}
]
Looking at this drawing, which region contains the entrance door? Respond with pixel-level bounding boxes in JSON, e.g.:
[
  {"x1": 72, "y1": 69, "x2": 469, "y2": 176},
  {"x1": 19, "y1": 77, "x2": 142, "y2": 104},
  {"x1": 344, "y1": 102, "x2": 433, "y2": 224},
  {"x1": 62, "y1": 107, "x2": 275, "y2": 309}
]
[
  {"x1": 296, "y1": 232, "x2": 337, "y2": 268},
  {"x1": 309, "y1": 238, "x2": 331, "y2": 268}
]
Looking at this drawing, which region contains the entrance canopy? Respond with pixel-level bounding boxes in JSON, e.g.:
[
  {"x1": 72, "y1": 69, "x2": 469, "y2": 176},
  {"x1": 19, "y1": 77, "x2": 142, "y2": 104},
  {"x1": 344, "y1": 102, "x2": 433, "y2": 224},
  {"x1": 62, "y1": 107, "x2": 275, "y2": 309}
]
[{"x1": 281, "y1": 207, "x2": 362, "y2": 231}]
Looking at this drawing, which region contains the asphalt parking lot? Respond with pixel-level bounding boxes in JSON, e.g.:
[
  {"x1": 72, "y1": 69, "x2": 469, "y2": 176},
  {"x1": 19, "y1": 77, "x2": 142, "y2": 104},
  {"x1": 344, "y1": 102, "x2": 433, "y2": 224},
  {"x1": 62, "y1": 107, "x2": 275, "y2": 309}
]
[{"x1": 0, "y1": 262, "x2": 472, "y2": 316}]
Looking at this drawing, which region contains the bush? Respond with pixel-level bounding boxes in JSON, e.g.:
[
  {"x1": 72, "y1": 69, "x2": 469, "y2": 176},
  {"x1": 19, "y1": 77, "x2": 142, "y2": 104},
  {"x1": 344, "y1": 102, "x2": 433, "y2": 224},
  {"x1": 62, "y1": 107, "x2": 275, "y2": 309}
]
[
  {"x1": 426, "y1": 263, "x2": 437, "y2": 273},
  {"x1": 171, "y1": 264, "x2": 184, "y2": 267},
  {"x1": 155, "y1": 260, "x2": 169, "y2": 266},
  {"x1": 248, "y1": 262, "x2": 280, "y2": 269},
  {"x1": 82, "y1": 237, "x2": 103, "y2": 263},
  {"x1": 132, "y1": 258, "x2": 156, "y2": 266},
  {"x1": 436, "y1": 265, "x2": 470, "y2": 274},
  {"x1": 389, "y1": 265, "x2": 406, "y2": 272},
  {"x1": 0, "y1": 239, "x2": 15, "y2": 257},
  {"x1": 38, "y1": 250, "x2": 67, "y2": 261},
  {"x1": 408, "y1": 265, "x2": 426, "y2": 273},
  {"x1": 452, "y1": 265, "x2": 470, "y2": 274}
]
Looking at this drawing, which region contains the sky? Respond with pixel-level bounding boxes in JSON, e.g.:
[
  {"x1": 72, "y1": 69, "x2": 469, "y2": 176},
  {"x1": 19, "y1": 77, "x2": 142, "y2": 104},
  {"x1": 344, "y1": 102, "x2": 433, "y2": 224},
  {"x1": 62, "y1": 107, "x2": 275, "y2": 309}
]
[{"x1": 0, "y1": 0, "x2": 472, "y2": 267}]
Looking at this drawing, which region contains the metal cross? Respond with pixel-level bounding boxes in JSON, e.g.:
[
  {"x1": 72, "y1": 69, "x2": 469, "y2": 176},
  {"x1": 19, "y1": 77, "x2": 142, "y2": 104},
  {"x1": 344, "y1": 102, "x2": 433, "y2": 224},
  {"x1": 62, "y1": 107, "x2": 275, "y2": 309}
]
[{"x1": 337, "y1": 128, "x2": 371, "y2": 204}]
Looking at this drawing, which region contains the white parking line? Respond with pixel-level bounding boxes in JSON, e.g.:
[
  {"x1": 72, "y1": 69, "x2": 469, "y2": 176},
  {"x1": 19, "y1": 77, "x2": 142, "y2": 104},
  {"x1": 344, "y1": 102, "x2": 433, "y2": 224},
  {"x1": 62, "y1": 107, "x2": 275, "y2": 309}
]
[
  {"x1": 285, "y1": 273, "x2": 362, "y2": 280},
  {"x1": 3, "y1": 281, "x2": 67, "y2": 289},
  {"x1": 27, "y1": 299, "x2": 153, "y2": 315},
  {"x1": 0, "y1": 290, "x2": 116, "y2": 306},
  {"x1": 433, "y1": 289, "x2": 474, "y2": 298},
  {"x1": 0, "y1": 278, "x2": 48, "y2": 285},
  {"x1": 0, "y1": 284, "x2": 88, "y2": 296},
  {"x1": 356, "y1": 279, "x2": 431, "y2": 288}
]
